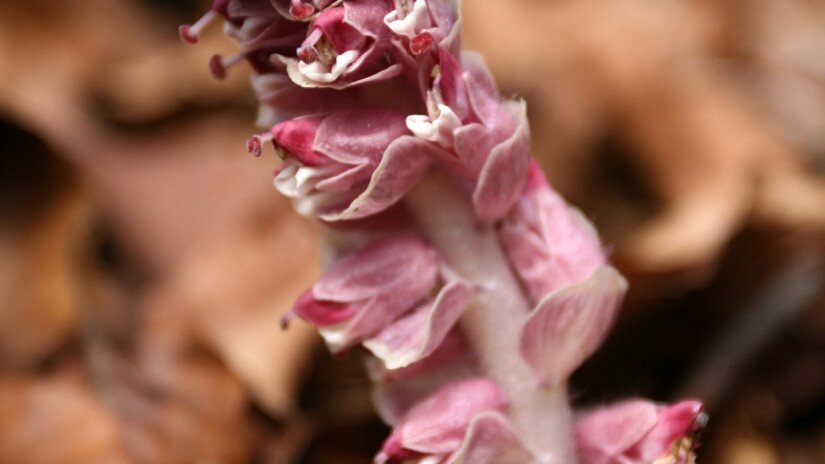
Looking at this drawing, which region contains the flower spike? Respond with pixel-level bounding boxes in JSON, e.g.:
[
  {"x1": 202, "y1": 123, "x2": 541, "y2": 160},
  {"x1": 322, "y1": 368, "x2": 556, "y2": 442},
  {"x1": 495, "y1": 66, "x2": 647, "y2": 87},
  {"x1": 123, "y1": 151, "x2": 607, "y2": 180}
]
[{"x1": 183, "y1": 0, "x2": 704, "y2": 461}]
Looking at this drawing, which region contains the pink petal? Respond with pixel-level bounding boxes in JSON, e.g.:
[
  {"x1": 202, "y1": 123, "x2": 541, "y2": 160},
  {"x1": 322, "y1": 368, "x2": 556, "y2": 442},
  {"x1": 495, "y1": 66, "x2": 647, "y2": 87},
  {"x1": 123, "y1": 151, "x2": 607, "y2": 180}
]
[
  {"x1": 448, "y1": 412, "x2": 536, "y2": 464},
  {"x1": 321, "y1": 135, "x2": 437, "y2": 221},
  {"x1": 291, "y1": 288, "x2": 359, "y2": 327},
  {"x1": 369, "y1": 329, "x2": 478, "y2": 425},
  {"x1": 314, "y1": 108, "x2": 409, "y2": 164},
  {"x1": 313, "y1": 235, "x2": 439, "y2": 302},
  {"x1": 311, "y1": 7, "x2": 367, "y2": 53},
  {"x1": 379, "y1": 378, "x2": 508, "y2": 459},
  {"x1": 364, "y1": 281, "x2": 474, "y2": 369},
  {"x1": 461, "y1": 52, "x2": 507, "y2": 131},
  {"x1": 500, "y1": 161, "x2": 606, "y2": 301},
  {"x1": 252, "y1": 73, "x2": 356, "y2": 123},
  {"x1": 272, "y1": 116, "x2": 326, "y2": 166},
  {"x1": 436, "y1": 48, "x2": 470, "y2": 120},
  {"x1": 575, "y1": 400, "x2": 659, "y2": 464},
  {"x1": 520, "y1": 265, "x2": 627, "y2": 387},
  {"x1": 472, "y1": 101, "x2": 531, "y2": 223},
  {"x1": 631, "y1": 400, "x2": 705, "y2": 461},
  {"x1": 576, "y1": 399, "x2": 705, "y2": 464},
  {"x1": 344, "y1": 0, "x2": 392, "y2": 36}
]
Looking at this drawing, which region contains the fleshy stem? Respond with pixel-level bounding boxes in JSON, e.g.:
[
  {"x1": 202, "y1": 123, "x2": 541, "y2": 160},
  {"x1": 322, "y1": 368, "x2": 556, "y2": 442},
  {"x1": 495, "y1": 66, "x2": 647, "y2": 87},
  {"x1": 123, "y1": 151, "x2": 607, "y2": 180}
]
[{"x1": 407, "y1": 171, "x2": 578, "y2": 464}]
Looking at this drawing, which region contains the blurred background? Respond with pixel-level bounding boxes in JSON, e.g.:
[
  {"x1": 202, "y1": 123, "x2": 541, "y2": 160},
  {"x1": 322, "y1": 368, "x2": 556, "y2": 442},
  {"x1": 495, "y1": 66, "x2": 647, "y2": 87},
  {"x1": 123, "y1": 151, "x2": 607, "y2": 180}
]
[{"x1": 1, "y1": 0, "x2": 824, "y2": 462}]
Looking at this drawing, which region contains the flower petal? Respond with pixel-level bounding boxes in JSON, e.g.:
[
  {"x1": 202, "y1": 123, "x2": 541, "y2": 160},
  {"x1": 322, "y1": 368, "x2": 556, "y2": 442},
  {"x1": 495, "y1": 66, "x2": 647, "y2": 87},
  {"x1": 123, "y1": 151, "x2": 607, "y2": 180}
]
[
  {"x1": 576, "y1": 400, "x2": 659, "y2": 464},
  {"x1": 314, "y1": 108, "x2": 409, "y2": 164},
  {"x1": 378, "y1": 378, "x2": 509, "y2": 461},
  {"x1": 364, "y1": 280, "x2": 474, "y2": 369},
  {"x1": 520, "y1": 265, "x2": 627, "y2": 387},
  {"x1": 313, "y1": 235, "x2": 439, "y2": 302},
  {"x1": 472, "y1": 100, "x2": 531, "y2": 223},
  {"x1": 500, "y1": 162, "x2": 606, "y2": 302},
  {"x1": 448, "y1": 412, "x2": 537, "y2": 464},
  {"x1": 321, "y1": 135, "x2": 438, "y2": 221}
]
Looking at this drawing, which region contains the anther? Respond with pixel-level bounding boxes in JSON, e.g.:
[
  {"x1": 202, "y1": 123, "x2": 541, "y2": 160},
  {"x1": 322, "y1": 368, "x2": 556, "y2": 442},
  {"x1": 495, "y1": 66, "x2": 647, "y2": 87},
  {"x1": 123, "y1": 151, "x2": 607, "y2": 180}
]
[
  {"x1": 179, "y1": 10, "x2": 218, "y2": 44},
  {"x1": 209, "y1": 52, "x2": 246, "y2": 79},
  {"x1": 246, "y1": 132, "x2": 275, "y2": 157}
]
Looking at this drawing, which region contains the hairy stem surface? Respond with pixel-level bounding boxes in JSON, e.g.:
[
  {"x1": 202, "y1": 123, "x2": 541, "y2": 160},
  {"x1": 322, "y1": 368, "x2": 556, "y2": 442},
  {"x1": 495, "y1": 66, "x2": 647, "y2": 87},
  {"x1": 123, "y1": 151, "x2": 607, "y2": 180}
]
[{"x1": 407, "y1": 171, "x2": 578, "y2": 463}]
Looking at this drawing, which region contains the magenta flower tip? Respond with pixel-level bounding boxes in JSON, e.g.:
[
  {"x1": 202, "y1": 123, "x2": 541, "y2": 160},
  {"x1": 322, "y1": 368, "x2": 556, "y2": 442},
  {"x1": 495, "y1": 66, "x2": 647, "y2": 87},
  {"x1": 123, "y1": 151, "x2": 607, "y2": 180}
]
[
  {"x1": 209, "y1": 54, "x2": 228, "y2": 79},
  {"x1": 178, "y1": 25, "x2": 199, "y2": 44}
]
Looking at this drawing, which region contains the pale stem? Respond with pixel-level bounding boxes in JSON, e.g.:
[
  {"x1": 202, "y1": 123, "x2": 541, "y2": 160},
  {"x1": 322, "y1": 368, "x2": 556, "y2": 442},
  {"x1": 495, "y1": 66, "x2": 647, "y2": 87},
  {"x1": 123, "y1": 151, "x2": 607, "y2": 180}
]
[{"x1": 406, "y1": 171, "x2": 579, "y2": 463}]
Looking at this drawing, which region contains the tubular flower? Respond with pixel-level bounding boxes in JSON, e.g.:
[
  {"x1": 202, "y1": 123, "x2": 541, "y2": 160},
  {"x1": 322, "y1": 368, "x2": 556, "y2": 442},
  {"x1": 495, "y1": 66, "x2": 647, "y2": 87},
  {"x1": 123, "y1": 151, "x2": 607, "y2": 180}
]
[
  {"x1": 406, "y1": 50, "x2": 531, "y2": 222},
  {"x1": 277, "y1": 1, "x2": 405, "y2": 88},
  {"x1": 375, "y1": 378, "x2": 526, "y2": 464},
  {"x1": 284, "y1": 235, "x2": 440, "y2": 351},
  {"x1": 576, "y1": 400, "x2": 707, "y2": 464},
  {"x1": 248, "y1": 107, "x2": 443, "y2": 219},
  {"x1": 183, "y1": 0, "x2": 705, "y2": 462}
]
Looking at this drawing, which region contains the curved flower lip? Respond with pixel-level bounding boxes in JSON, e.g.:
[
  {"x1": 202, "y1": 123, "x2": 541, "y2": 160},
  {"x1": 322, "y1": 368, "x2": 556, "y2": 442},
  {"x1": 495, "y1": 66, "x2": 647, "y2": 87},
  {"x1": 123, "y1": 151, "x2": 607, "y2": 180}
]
[
  {"x1": 276, "y1": 0, "x2": 404, "y2": 88},
  {"x1": 448, "y1": 412, "x2": 539, "y2": 464},
  {"x1": 376, "y1": 378, "x2": 509, "y2": 464},
  {"x1": 287, "y1": 235, "x2": 441, "y2": 352},
  {"x1": 262, "y1": 107, "x2": 445, "y2": 220},
  {"x1": 403, "y1": 49, "x2": 531, "y2": 223},
  {"x1": 520, "y1": 265, "x2": 627, "y2": 387},
  {"x1": 318, "y1": 135, "x2": 446, "y2": 221},
  {"x1": 576, "y1": 399, "x2": 706, "y2": 464},
  {"x1": 363, "y1": 280, "x2": 474, "y2": 370}
]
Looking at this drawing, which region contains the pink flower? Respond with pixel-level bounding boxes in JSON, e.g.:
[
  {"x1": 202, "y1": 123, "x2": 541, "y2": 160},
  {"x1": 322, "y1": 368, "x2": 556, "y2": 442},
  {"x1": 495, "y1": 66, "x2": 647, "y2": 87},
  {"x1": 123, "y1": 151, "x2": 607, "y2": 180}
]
[
  {"x1": 248, "y1": 107, "x2": 440, "y2": 219},
  {"x1": 285, "y1": 235, "x2": 438, "y2": 351},
  {"x1": 501, "y1": 161, "x2": 607, "y2": 303},
  {"x1": 405, "y1": 49, "x2": 531, "y2": 222},
  {"x1": 576, "y1": 399, "x2": 707, "y2": 464},
  {"x1": 277, "y1": 1, "x2": 405, "y2": 88},
  {"x1": 376, "y1": 378, "x2": 516, "y2": 464}
]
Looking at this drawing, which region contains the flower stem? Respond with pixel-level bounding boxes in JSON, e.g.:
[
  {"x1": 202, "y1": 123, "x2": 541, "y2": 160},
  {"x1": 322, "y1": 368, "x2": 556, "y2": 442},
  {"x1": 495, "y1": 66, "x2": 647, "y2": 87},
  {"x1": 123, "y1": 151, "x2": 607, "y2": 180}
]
[{"x1": 406, "y1": 170, "x2": 579, "y2": 463}]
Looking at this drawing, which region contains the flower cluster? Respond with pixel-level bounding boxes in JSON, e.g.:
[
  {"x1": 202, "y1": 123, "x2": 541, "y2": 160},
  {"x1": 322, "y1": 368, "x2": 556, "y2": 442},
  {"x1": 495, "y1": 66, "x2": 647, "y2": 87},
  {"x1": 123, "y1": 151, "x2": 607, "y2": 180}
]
[{"x1": 182, "y1": 1, "x2": 705, "y2": 462}]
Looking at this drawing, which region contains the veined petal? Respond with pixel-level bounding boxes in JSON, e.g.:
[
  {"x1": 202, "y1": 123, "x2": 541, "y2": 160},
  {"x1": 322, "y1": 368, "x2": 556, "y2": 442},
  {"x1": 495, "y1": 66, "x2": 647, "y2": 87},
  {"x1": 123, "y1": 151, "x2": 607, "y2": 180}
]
[
  {"x1": 315, "y1": 108, "x2": 409, "y2": 164},
  {"x1": 321, "y1": 135, "x2": 438, "y2": 221},
  {"x1": 576, "y1": 400, "x2": 659, "y2": 464},
  {"x1": 501, "y1": 161, "x2": 607, "y2": 301},
  {"x1": 291, "y1": 288, "x2": 358, "y2": 327},
  {"x1": 313, "y1": 235, "x2": 439, "y2": 302},
  {"x1": 448, "y1": 412, "x2": 537, "y2": 464},
  {"x1": 471, "y1": 100, "x2": 531, "y2": 223},
  {"x1": 364, "y1": 281, "x2": 474, "y2": 370},
  {"x1": 377, "y1": 378, "x2": 509, "y2": 462},
  {"x1": 520, "y1": 265, "x2": 627, "y2": 387},
  {"x1": 576, "y1": 399, "x2": 706, "y2": 464}
]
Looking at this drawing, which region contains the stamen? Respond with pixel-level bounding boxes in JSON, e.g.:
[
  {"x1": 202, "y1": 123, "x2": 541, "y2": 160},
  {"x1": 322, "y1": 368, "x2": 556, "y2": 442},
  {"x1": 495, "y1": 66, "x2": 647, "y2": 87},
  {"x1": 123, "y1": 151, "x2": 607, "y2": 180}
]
[
  {"x1": 179, "y1": 10, "x2": 217, "y2": 44},
  {"x1": 297, "y1": 29, "x2": 325, "y2": 62},
  {"x1": 209, "y1": 52, "x2": 246, "y2": 79},
  {"x1": 246, "y1": 132, "x2": 275, "y2": 157},
  {"x1": 410, "y1": 32, "x2": 434, "y2": 55},
  {"x1": 279, "y1": 311, "x2": 297, "y2": 330},
  {"x1": 290, "y1": 0, "x2": 315, "y2": 19}
]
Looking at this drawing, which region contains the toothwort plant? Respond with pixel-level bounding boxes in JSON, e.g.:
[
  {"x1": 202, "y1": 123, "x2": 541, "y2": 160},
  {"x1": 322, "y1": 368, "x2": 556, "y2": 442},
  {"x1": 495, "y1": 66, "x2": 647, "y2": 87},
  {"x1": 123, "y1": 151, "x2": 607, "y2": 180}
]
[{"x1": 182, "y1": 1, "x2": 706, "y2": 462}]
